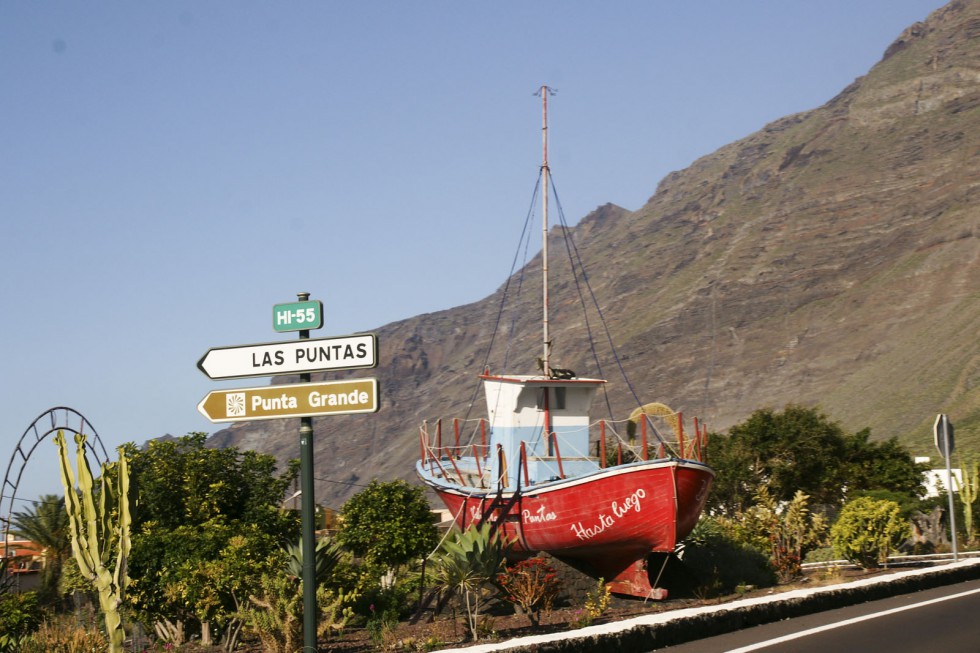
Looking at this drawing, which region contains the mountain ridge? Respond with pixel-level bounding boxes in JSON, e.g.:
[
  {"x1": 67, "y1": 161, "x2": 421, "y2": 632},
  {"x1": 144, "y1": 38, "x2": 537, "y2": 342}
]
[{"x1": 208, "y1": 0, "x2": 980, "y2": 508}]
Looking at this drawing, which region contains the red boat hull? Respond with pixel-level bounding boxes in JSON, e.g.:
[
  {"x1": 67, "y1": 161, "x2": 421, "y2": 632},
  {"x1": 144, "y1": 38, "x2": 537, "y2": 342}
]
[{"x1": 423, "y1": 460, "x2": 713, "y2": 598}]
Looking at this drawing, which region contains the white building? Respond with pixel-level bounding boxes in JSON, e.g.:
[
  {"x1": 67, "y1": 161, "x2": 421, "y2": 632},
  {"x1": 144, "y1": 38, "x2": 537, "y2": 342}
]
[{"x1": 917, "y1": 457, "x2": 963, "y2": 498}]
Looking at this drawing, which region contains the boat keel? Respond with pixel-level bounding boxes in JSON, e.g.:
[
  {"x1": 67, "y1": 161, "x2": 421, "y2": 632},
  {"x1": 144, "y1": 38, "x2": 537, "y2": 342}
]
[
  {"x1": 604, "y1": 556, "x2": 668, "y2": 600},
  {"x1": 559, "y1": 551, "x2": 669, "y2": 600}
]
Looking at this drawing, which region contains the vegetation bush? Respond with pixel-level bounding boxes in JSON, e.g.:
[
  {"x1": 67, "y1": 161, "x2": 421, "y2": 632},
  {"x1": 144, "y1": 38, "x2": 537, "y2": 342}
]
[
  {"x1": 124, "y1": 433, "x2": 300, "y2": 647},
  {"x1": 831, "y1": 496, "x2": 910, "y2": 568},
  {"x1": 707, "y1": 406, "x2": 926, "y2": 517},
  {"x1": 571, "y1": 577, "x2": 612, "y2": 629},
  {"x1": 681, "y1": 518, "x2": 776, "y2": 596},
  {"x1": 848, "y1": 488, "x2": 926, "y2": 521},
  {"x1": 497, "y1": 557, "x2": 562, "y2": 626},
  {"x1": 18, "y1": 615, "x2": 107, "y2": 653},
  {"x1": 584, "y1": 576, "x2": 612, "y2": 620},
  {"x1": 240, "y1": 569, "x2": 357, "y2": 653},
  {"x1": 0, "y1": 592, "x2": 41, "y2": 652},
  {"x1": 351, "y1": 563, "x2": 423, "y2": 623},
  {"x1": 708, "y1": 484, "x2": 826, "y2": 583},
  {"x1": 431, "y1": 524, "x2": 508, "y2": 641},
  {"x1": 337, "y1": 479, "x2": 439, "y2": 569},
  {"x1": 238, "y1": 538, "x2": 357, "y2": 653},
  {"x1": 802, "y1": 546, "x2": 840, "y2": 564}
]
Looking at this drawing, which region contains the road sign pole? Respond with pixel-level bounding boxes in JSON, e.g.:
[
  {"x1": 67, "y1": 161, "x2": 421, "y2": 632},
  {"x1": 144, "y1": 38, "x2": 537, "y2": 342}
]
[
  {"x1": 943, "y1": 416, "x2": 959, "y2": 562},
  {"x1": 298, "y1": 292, "x2": 319, "y2": 653},
  {"x1": 198, "y1": 292, "x2": 379, "y2": 652},
  {"x1": 934, "y1": 413, "x2": 959, "y2": 562}
]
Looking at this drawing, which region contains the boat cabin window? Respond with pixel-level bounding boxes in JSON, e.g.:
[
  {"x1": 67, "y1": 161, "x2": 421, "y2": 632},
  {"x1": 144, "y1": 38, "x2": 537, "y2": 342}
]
[{"x1": 536, "y1": 387, "x2": 566, "y2": 410}]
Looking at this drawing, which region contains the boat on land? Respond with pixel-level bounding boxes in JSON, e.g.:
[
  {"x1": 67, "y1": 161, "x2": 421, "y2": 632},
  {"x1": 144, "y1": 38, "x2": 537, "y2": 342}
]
[{"x1": 415, "y1": 87, "x2": 714, "y2": 599}]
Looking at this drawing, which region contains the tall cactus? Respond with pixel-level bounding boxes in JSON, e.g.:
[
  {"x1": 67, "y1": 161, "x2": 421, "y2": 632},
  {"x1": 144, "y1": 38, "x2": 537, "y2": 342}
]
[
  {"x1": 54, "y1": 431, "x2": 132, "y2": 653},
  {"x1": 955, "y1": 457, "x2": 979, "y2": 544}
]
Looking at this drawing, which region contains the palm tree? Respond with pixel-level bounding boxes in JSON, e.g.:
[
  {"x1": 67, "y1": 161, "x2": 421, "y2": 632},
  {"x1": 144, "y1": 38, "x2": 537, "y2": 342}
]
[{"x1": 10, "y1": 494, "x2": 70, "y2": 603}]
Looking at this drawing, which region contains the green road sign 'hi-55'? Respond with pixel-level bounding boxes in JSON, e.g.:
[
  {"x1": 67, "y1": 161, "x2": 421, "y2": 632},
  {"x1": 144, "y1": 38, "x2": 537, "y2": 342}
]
[{"x1": 273, "y1": 300, "x2": 323, "y2": 332}]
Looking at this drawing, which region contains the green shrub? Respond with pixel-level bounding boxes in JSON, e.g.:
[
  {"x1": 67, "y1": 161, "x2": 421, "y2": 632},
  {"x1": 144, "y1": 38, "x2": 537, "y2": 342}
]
[
  {"x1": 802, "y1": 546, "x2": 840, "y2": 564},
  {"x1": 345, "y1": 559, "x2": 424, "y2": 624},
  {"x1": 0, "y1": 592, "x2": 41, "y2": 652},
  {"x1": 682, "y1": 518, "x2": 776, "y2": 596},
  {"x1": 831, "y1": 496, "x2": 910, "y2": 568},
  {"x1": 585, "y1": 578, "x2": 611, "y2": 617}
]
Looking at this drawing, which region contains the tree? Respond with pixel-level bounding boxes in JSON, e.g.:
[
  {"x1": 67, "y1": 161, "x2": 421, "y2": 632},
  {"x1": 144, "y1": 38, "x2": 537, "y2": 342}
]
[
  {"x1": 706, "y1": 405, "x2": 925, "y2": 517},
  {"x1": 703, "y1": 427, "x2": 761, "y2": 517},
  {"x1": 125, "y1": 433, "x2": 298, "y2": 534},
  {"x1": 0, "y1": 589, "x2": 40, "y2": 652},
  {"x1": 124, "y1": 434, "x2": 299, "y2": 646},
  {"x1": 843, "y1": 430, "x2": 927, "y2": 499},
  {"x1": 337, "y1": 479, "x2": 439, "y2": 569},
  {"x1": 9, "y1": 494, "x2": 70, "y2": 604}
]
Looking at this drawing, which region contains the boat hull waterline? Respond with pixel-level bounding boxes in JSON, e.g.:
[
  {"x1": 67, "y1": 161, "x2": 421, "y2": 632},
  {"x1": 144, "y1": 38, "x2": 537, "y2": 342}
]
[{"x1": 418, "y1": 458, "x2": 714, "y2": 598}]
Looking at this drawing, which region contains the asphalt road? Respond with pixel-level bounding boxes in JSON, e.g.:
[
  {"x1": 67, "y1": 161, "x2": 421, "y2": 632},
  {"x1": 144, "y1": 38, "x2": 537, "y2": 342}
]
[{"x1": 653, "y1": 578, "x2": 980, "y2": 652}]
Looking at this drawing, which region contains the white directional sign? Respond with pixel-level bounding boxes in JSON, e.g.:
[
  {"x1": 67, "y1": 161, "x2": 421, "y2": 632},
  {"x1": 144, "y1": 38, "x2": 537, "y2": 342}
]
[
  {"x1": 198, "y1": 378, "x2": 379, "y2": 422},
  {"x1": 197, "y1": 334, "x2": 377, "y2": 380}
]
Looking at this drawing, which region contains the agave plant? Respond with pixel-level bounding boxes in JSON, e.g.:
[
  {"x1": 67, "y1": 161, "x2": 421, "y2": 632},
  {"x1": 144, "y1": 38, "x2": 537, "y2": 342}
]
[
  {"x1": 283, "y1": 537, "x2": 343, "y2": 582},
  {"x1": 431, "y1": 523, "x2": 508, "y2": 641}
]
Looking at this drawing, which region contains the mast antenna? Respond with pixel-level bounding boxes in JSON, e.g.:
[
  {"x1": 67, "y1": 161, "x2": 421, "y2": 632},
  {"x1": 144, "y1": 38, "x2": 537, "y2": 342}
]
[{"x1": 536, "y1": 85, "x2": 557, "y2": 376}]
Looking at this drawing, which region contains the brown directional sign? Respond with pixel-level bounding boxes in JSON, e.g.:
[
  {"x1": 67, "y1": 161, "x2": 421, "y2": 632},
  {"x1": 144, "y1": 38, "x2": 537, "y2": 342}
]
[{"x1": 197, "y1": 378, "x2": 378, "y2": 423}]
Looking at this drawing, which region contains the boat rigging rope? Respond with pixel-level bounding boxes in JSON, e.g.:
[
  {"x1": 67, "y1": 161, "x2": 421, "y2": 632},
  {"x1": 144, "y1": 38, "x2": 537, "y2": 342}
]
[
  {"x1": 549, "y1": 177, "x2": 670, "y2": 448},
  {"x1": 423, "y1": 499, "x2": 469, "y2": 562},
  {"x1": 459, "y1": 173, "x2": 543, "y2": 428},
  {"x1": 549, "y1": 176, "x2": 611, "y2": 413},
  {"x1": 457, "y1": 167, "x2": 672, "y2": 452}
]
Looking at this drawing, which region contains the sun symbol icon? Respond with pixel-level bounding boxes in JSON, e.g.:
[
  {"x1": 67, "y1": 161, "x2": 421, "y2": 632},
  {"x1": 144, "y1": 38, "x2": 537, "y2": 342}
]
[{"x1": 226, "y1": 392, "x2": 246, "y2": 417}]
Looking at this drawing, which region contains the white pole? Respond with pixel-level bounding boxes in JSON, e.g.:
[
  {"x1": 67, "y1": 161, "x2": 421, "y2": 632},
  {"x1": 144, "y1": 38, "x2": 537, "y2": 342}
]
[
  {"x1": 540, "y1": 85, "x2": 551, "y2": 377},
  {"x1": 944, "y1": 416, "x2": 959, "y2": 562}
]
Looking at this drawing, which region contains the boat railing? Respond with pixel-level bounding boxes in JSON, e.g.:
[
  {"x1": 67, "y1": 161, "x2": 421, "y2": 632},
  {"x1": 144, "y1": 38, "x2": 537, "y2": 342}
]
[
  {"x1": 419, "y1": 418, "x2": 495, "y2": 488},
  {"x1": 419, "y1": 418, "x2": 490, "y2": 462},
  {"x1": 596, "y1": 413, "x2": 710, "y2": 466},
  {"x1": 418, "y1": 413, "x2": 709, "y2": 487},
  {"x1": 517, "y1": 434, "x2": 569, "y2": 486}
]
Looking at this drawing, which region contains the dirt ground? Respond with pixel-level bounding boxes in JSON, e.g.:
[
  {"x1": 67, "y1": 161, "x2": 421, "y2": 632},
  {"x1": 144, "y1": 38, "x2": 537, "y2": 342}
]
[{"x1": 305, "y1": 566, "x2": 905, "y2": 653}]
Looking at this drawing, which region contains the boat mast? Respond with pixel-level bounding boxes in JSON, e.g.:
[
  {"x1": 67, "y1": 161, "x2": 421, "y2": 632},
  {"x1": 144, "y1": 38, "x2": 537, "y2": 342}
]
[{"x1": 539, "y1": 85, "x2": 555, "y2": 377}]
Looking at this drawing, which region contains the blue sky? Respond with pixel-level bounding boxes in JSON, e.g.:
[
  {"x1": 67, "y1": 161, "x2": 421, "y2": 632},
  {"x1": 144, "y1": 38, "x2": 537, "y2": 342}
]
[{"x1": 1, "y1": 1, "x2": 948, "y2": 507}]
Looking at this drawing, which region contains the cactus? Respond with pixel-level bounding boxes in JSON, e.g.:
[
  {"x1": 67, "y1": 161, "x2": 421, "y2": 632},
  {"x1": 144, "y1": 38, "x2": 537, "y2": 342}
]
[
  {"x1": 54, "y1": 431, "x2": 131, "y2": 653},
  {"x1": 955, "y1": 457, "x2": 979, "y2": 544}
]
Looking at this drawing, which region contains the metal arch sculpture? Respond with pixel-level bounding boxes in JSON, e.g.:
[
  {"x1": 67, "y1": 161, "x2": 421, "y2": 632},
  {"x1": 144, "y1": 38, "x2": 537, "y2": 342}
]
[{"x1": 2, "y1": 407, "x2": 109, "y2": 555}]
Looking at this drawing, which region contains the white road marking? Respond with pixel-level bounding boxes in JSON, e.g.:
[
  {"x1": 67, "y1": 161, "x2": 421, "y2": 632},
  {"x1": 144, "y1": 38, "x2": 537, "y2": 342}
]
[{"x1": 726, "y1": 586, "x2": 980, "y2": 652}]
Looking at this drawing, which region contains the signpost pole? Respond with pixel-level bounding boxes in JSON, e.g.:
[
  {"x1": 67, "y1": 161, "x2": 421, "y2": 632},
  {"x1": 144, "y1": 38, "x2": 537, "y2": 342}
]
[
  {"x1": 934, "y1": 413, "x2": 959, "y2": 563},
  {"x1": 298, "y1": 292, "x2": 318, "y2": 652},
  {"x1": 197, "y1": 292, "x2": 379, "y2": 653},
  {"x1": 943, "y1": 415, "x2": 959, "y2": 562}
]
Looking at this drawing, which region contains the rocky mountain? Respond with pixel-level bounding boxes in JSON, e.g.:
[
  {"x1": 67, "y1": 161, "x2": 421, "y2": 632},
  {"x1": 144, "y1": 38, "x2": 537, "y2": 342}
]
[{"x1": 209, "y1": 0, "x2": 980, "y2": 509}]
